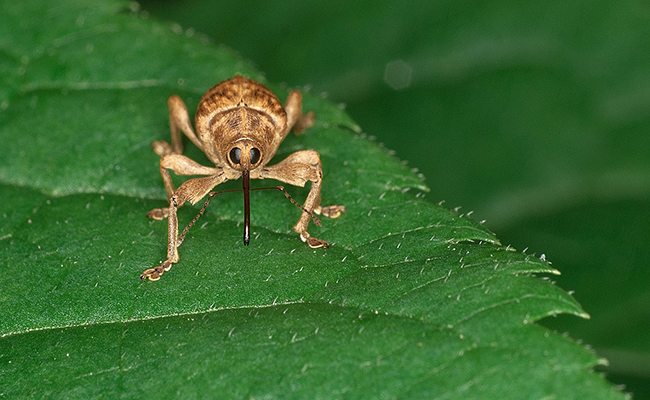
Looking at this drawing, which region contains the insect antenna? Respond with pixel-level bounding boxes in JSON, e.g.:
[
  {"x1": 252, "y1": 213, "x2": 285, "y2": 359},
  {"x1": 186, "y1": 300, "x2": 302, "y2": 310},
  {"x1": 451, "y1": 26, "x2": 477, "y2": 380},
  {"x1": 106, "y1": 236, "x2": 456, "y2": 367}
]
[{"x1": 177, "y1": 186, "x2": 321, "y2": 247}]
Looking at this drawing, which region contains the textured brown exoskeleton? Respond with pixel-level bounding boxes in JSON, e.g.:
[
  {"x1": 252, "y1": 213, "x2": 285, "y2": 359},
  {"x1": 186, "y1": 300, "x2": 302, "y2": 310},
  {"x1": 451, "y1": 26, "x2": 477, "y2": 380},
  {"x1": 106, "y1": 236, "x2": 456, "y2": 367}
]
[{"x1": 141, "y1": 75, "x2": 345, "y2": 281}]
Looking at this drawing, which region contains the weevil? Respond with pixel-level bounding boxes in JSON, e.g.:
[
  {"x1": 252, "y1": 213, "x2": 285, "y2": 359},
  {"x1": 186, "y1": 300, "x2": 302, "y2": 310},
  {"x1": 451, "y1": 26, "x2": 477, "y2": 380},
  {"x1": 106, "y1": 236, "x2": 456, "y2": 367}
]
[{"x1": 141, "y1": 75, "x2": 345, "y2": 281}]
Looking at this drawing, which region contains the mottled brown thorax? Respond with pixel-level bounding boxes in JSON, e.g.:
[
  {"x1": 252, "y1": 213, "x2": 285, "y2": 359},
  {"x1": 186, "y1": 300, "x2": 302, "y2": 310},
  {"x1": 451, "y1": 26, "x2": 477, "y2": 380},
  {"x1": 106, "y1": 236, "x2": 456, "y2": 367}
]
[{"x1": 194, "y1": 75, "x2": 288, "y2": 165}]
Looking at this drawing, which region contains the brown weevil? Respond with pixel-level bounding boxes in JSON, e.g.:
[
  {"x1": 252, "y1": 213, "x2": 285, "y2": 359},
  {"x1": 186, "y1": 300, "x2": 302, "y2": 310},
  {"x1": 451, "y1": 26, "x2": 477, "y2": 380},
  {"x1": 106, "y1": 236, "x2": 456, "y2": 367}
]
[{"x1": 141, "y1": 75, "x2": 345, "y2": 281}]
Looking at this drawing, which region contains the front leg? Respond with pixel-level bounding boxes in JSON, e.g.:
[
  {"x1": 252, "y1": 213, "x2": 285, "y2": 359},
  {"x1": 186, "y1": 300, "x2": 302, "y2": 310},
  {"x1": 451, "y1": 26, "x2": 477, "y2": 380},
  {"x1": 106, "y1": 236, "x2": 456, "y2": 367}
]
[
  {"x1": 141, "y1": 197, "x2": 180, "y2": 281},
  {"x1": 148, "y1": 154, "x2": 223, "y2": 220},
  {"x1": 142, "y1": 172, "x2": 228, "y2": 281},
  {"x1": 259, "y1": 150, "x2": 345, "y2": 248}
]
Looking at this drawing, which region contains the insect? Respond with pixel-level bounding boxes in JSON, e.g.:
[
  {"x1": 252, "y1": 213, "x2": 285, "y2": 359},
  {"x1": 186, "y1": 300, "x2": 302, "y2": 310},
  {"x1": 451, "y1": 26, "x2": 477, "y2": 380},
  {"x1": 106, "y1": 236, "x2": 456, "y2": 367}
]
[{"x1": 141, "y1": 75, "x2": 346, "y2": 281}]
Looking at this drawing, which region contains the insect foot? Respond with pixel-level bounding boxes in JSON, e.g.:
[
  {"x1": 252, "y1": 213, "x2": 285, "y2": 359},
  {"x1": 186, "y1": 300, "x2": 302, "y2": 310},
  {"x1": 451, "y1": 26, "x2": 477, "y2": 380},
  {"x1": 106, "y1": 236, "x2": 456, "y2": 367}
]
[
  {"x1": 147, "y1": 207, "x2": 169, "y2": 220},
  {"x1": 300, "y1": 232, "x2": 330, "y2": 249},
  {"x1": 151, "y1": 140, "x2": 173, "y2": 156},
  {"x1": 317, "y1": 205, "x2": 346, "y2": 219},
  {"x1": 140, "y1": 260, "x2": 173, "y2": 281},
  {"x1": 296, "y1": 205, "x2": 345, "y2": 249}
]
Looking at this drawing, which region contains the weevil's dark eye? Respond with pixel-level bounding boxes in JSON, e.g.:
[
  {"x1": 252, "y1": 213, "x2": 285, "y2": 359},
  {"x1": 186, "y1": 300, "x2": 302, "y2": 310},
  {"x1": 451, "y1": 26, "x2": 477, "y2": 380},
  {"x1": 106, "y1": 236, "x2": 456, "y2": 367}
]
[
  {"x1": 250, "y1": 148, "x2": 261, "y2": 165},
  {"x1": 229, "y1": 147, "x2": 241, "y2": 164}
]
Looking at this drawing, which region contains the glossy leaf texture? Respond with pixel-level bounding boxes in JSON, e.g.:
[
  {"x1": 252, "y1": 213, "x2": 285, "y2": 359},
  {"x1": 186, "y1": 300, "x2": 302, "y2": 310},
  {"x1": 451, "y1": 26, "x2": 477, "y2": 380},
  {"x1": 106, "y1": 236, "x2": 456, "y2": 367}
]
[{"x1": 0, "y1": 1, "x2": 625, "y2": 398}]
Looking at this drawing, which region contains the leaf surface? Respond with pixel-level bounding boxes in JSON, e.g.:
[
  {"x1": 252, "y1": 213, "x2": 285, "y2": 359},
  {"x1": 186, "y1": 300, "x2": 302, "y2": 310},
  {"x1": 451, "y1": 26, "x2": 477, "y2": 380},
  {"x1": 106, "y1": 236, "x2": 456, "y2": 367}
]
[{"x1": 0, "y1": 1, "x2": 624, "y2": 398}]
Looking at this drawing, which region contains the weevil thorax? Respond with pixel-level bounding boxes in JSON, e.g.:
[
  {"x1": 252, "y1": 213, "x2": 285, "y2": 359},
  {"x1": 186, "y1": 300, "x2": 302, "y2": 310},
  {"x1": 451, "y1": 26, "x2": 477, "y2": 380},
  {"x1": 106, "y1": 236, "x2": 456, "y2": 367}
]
[{"x1": 194, "y1": 75, "x2": 288, "y2": 173}]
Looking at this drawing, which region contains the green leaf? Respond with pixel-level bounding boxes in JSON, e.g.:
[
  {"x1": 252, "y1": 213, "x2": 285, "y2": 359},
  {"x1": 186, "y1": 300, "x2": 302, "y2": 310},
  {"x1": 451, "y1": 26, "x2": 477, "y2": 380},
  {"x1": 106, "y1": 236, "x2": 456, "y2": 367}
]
[
  {"x1": 0, "y1": 1, "x2": 624, "y2": 398},
  {"x1": 139, "y1": 1, "x2": 650, "y2": 395}
]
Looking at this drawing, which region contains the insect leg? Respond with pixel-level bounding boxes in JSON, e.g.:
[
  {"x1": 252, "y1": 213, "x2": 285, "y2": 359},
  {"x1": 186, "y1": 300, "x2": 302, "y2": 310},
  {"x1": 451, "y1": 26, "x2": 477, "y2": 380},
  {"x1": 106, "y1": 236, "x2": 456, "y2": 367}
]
[
  {"x1": 142, "y1": 173, "x2": 228, "y2": 281},
  {"x1": 260, "y1": 150, "x2": 344, "y2": 248},
  {"x1": 284, "y1": 90, "x2": 315, "y2": 136},
  {"x1": 147, "y1": 155, "x2": 221, "y2": 220}
]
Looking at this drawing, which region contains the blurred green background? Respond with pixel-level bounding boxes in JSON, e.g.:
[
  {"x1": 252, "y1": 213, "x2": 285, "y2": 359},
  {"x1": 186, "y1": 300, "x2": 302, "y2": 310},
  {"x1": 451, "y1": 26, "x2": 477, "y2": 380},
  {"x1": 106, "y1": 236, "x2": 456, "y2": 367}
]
[{"x1": 139, "y1": 0, "x2": 650, "y2": 396}]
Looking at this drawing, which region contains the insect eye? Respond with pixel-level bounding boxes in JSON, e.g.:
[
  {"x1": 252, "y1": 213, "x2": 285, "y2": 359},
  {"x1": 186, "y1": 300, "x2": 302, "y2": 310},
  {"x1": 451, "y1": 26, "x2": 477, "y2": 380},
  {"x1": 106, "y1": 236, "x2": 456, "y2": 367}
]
[
  {"x1": 250, "y1": 148, "x2": 261, "y2": 165},
  {"x1": 229, "y1": 147, "x2": 241, "y2": 164}
]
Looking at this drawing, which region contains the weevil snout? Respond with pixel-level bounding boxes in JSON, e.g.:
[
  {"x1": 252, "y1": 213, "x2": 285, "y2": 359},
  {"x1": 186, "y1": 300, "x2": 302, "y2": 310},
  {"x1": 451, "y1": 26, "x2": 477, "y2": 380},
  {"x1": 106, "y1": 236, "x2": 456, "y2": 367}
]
[{"x1": 226, "y1": 139, "x2": 264, "y2": 246}]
